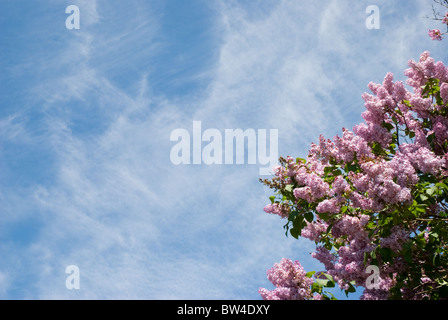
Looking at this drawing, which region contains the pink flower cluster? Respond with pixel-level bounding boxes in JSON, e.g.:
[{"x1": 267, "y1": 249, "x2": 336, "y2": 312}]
[
  {"x1": 309, "y1": 129, "x2": 373, "y2": 165},
  {"x1": 311, "y1": 216, "x2": 373, "y2": 287},
  {"x1": 406, "y1": 51, "x2": 448, "y2": 85},
  {"x1": 263, "y1": 203, "x2": 290, "y2": 219},
  {"x1": 259, "y1": 258, "x2": 318, "y2": 300},
  {"x1": 287, "y1": 130, "x2": 419, "y2": 214},
  {"x1": 429, "y1": 29, "x2": 443, "y2": 41},
  {"x1": 301, "y1": 218, "x2": 328, "y2": 242},
  {"x1": 380, "y1": 226, "x2": 409, "y2": 251}
]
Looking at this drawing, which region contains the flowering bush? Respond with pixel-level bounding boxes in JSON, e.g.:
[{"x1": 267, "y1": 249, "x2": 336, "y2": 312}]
[{"x1": 259, "y1": 51, "x2": 448, "y2": 300}]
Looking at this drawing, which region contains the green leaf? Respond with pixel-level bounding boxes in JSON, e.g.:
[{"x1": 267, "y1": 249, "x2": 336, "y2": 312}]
[
  {"x1": 422, "y1": 82, "x2": 433, "y2": 97},
  {"x1": 315, "y1": 279, "x2": 330, "y2": 287},
  {"x1": 306, "y1": 271, "x2": 316, "y2": 278},
  {"x1": 435, "y1": 182, "x2": 447, "y2": 190},
  {"x1": 379, "y1": 247, "x2": 393, "y2": 262},
  {"x1": 304, "y1": 211, "x2": 314, "y2": 223},
  {"x1": 318, "y1": 212, "x2": 330, "y2": 221},
  {"x1": 292, "y1": 215, "x2": 304, "y2": 229},
  {"x1": 427, "y1": 132, "x2": 436, "y2": 145},
  {"x1": 290, "y1": 214, "x2": 304, "y2": 239},
  {"x1": 288, "y1": 211, "x2": 299, "y2": 222},
  {"x1": 439, "y1": 285, "x2": 448, "y2": 298},
  {"x1": 311, "y1": 282, "x2": 322, "y2": 294},
  {"x1": 321, "y1": 292, "x2": 337, "y2": 300},
  {"x1": 324, "y1": 166, "x2": 333, "y2": 175},
  {"x1": 349, "y1": 281, "x2": 356, "y2": 288},
  {"x1": 344, "y1": 282, "x2": 356, "y2": 297},
  {"x1": 370, "y1": 249, "x2": 376, "y2": 260},
  {"x1": 426, "y1": 186, "x2": 438, "y2": 196},
  {"x1": 415, "y1": 205, "x2": 427, "y2": 213},
  {"x1": 329, "y1": 158, "x2": 338, "y2": 166},
  {"x1": 402, "y1": 100, "x2": 411, "y2": 107},
  {"x1": 433, "y1": 253, "x2": 441, "y2": 267},
  {"x1": 290, "y1": 227, "x2": 301, "y2": 239},
  {"x1": 332, "y1": 169, "x2": 343, "y2": 176},
  {"x1": 322, "y1": 273, "x2": 334, "y2": 282},
  {"x1": 371, "y1": 142, "x2": 382, "y2": 154},
  {"x1": 403, "y1": 243, "x2": 413, "y2": 263},
  {"x1": 363, "y1": 251, "x2": 370, "y2": 265},
  {"x1": 382, "y1": 122, "x2": 395, "y2": 131}
]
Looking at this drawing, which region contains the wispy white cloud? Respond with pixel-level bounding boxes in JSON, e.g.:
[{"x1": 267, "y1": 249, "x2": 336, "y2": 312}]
[{"x1": 1, "y1": 0, "x2": 447, "y2": 300}]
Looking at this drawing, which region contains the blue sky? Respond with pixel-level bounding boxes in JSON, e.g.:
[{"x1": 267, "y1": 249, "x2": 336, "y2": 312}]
[{"x1": 0, "y1": 0, "x2": 447, "y2": 300}]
